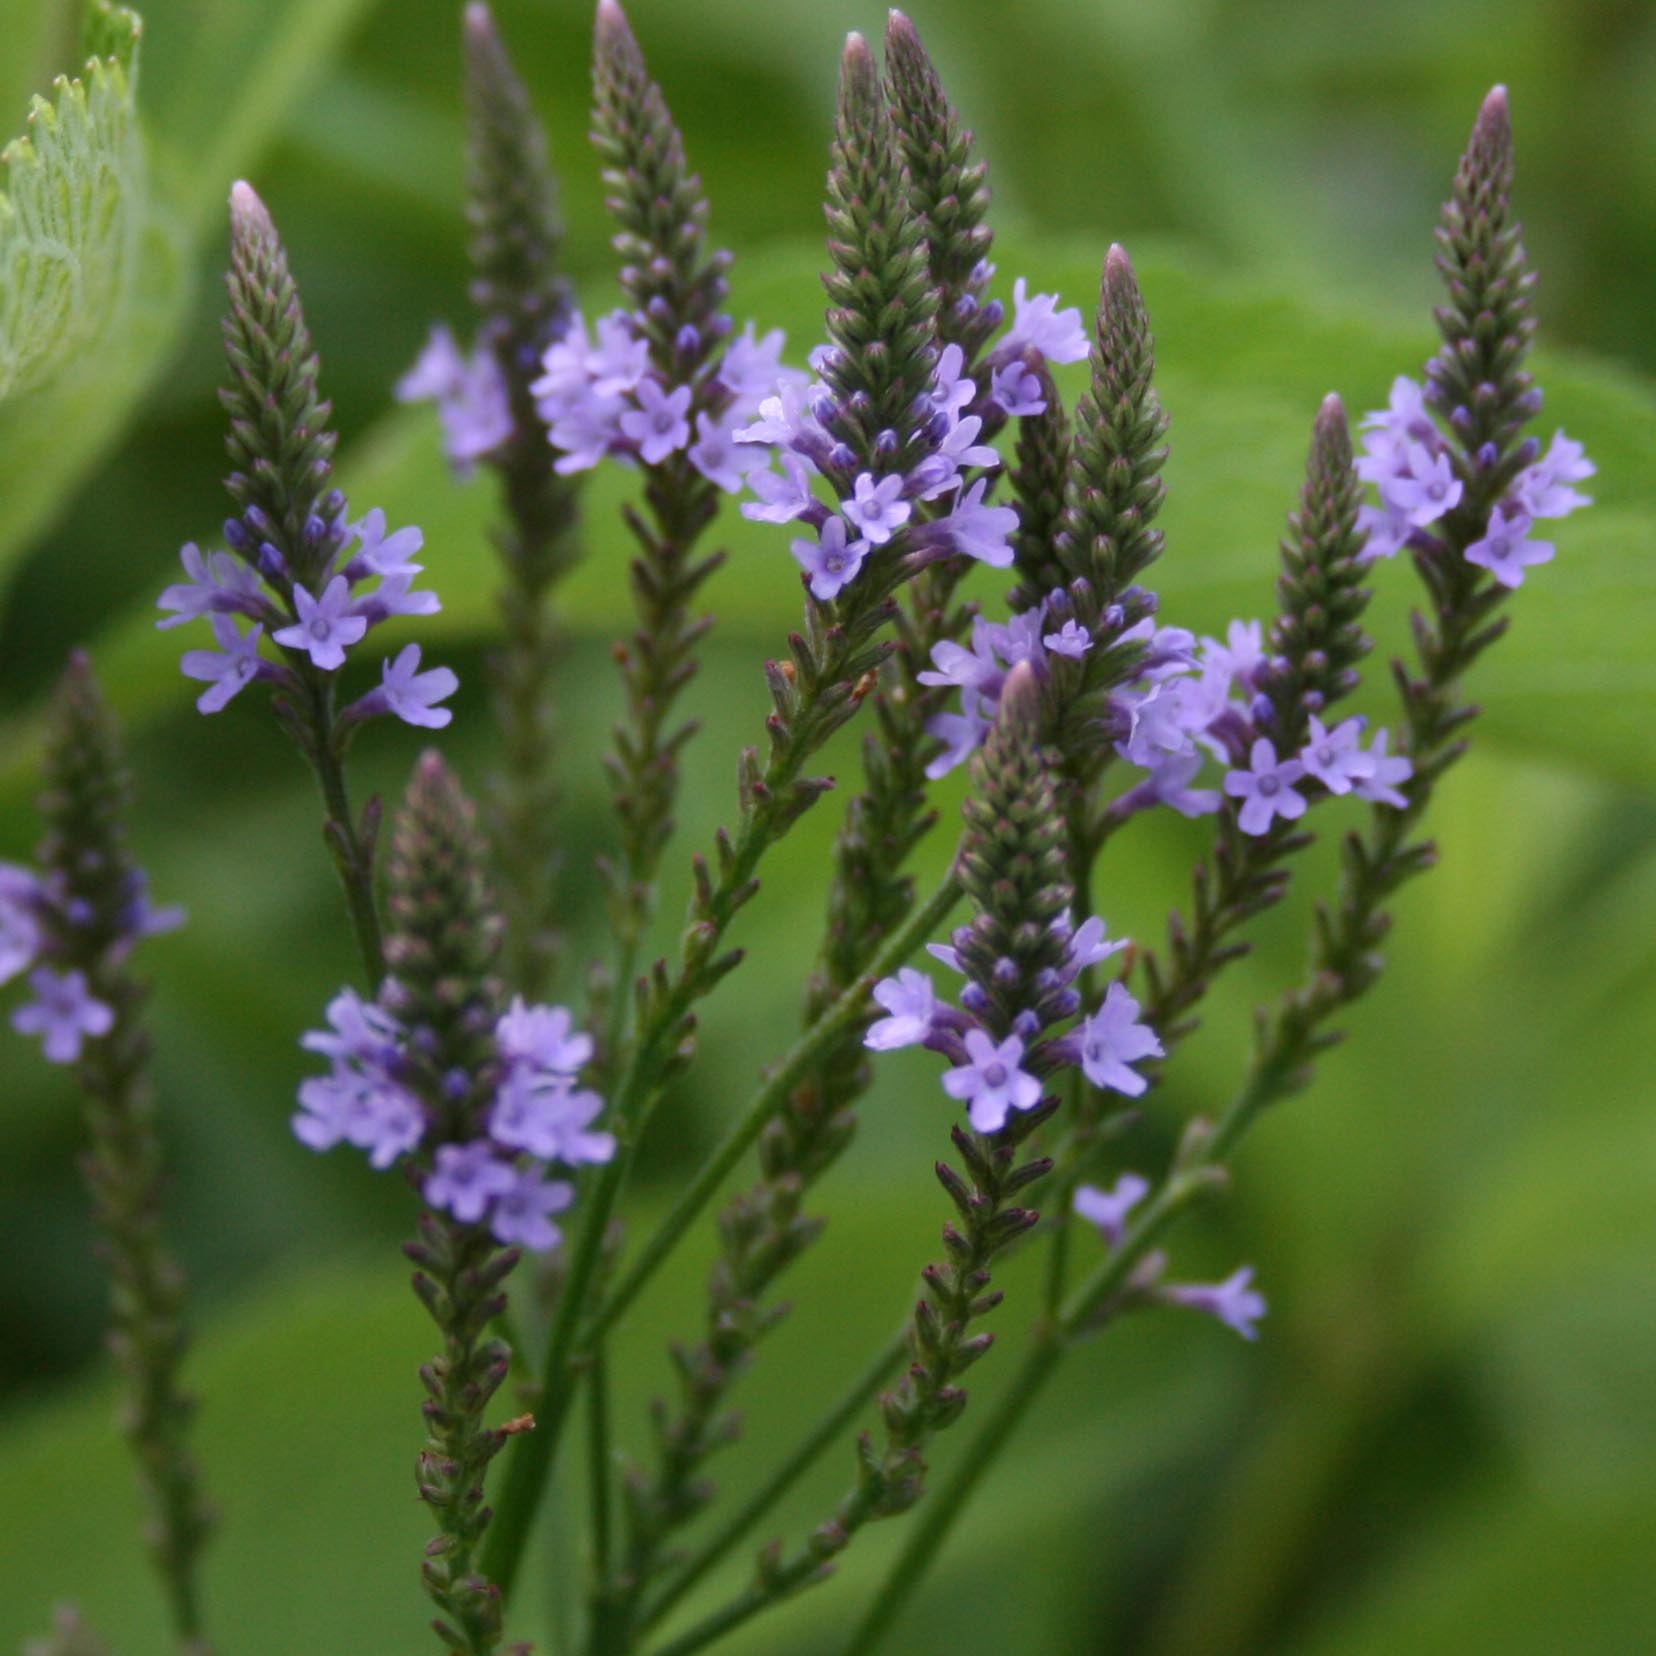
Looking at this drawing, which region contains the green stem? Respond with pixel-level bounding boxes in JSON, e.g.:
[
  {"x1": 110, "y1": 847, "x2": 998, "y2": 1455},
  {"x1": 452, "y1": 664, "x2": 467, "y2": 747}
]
[
  {"x1": 311, "y1": 682, "x2": 383, "y2": 983},
  {"x1": 586, "y1": 1346, "x2": 617, "y2": 1651},
  {"x1": 590, "y1": 870, "x2": 965, "y2": 1347},
  {"x1": 639, "y1": 1324, "x2": 911, "y2": 1634}
]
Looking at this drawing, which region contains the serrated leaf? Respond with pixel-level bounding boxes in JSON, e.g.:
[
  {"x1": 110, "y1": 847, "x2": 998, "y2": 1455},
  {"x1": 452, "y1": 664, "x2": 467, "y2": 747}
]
[{"x1": 0, "y1": 1, "x2": 143, "y2": 401}]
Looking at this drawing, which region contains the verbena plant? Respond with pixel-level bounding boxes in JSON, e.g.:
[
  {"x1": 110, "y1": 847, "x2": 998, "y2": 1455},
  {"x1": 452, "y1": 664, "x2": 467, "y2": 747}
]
[{"x1": 2, "y1": 4, "x2": 1596, "y2": 1654}]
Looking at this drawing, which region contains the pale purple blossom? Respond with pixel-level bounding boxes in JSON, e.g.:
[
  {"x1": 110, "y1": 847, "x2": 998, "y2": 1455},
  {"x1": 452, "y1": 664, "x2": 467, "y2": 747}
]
[
  {"x1": 1074, "y1": 1173, "x2": 1151, "y2": 1247},
  {"x1": 181, "y1": 616, "x2": 266, "y2": 713},
  {"x1": 489, "y1": 1069, "x2": 614, "y2": 1165},
  {"x1": 942, "y1": 1029, "x2": 1044, "y2": 1134},
  {"x1": 718, "y1": 323, "x2": 795, "y2": 405},
  {"x1": 301, "y1": 988, "x2": 402, "y2": 1066},
  {"x1": 925, "y1": 703, "x2": 991, "y2": 780},
  {"x1": 1166, "y1": 1265, "x2": 1268, "y2": 1341},
  {"x1": 348, "y1": 509, "x2": 426, "y2": 578},
  {"x1": 489, "y1": 1166, "x2": 575, "y2": 1251},
  {"x1": 843, "y1": 472, "x2": 912, "y2": 546},
  {"x1": 1202, "y1": 620, "x2": 1265, "y2": 687},
  {"x1": 1224, "y1": 739, "x2": 1308, "y2": 836},
  {"x1": 1464, "y1": 501, "x2": 1555, "y2": 589},
  {"x1": 1368, "y1": 440, "x2": 1463, "y2": 527},
  {"x1": 11, "y1": 966, "x2": 114, "y2": 1063},
  {"x1": 743, "y1": 452, "x2": 819, "y2": 524},
  {"x1": 157, "y1": 543, "x2": 262, "y2": 629},
  {"x1": 933, "y1": 413, "x2": 1000, "y2": 473},
  {"x1": 496, "y1": 997, "x2": 593, "y2": 1074},
  {"x1": 990, "y1": 362, "x2": 1046, "y2": 417},
  {"x1": 1298, "y1": 715, "x2": 1375, "y2": 796},
  {"x1": 689, "y1": 412, "x2": 768, "y2": 493},
  {"x1": 941, "y1": 477, "x2": 1017, "y2": 567},
  {"x1": 1356, "y1": 501, "x2": 1413, "y2": 562},
  {"x1": 735, "y1": 381, "x2": 822, "y2": 448},
  {"x1": 1061, "y1": 915, "x2": 1129, "y2": 979},
  {"x1": 424, "y1": 1141, "x2": 517, "y2": 1224},
  {"x1": 1352, "y1": 729, "x2": 1413, "y2": 809},
  {"x1": 1359, "y1": 376, "x2": 1439, "y2": 451},
  {"x1": 589, "y1": 312, "x2": 652, "y2": 397},
  {"x1": 929, "y1": 344, "x2": 976, "y2": 419},
  {"x1": 919, "y1": 624, "x2": 1002, "y2": 694},
  {"x1": 619, "y1": 379, "x2": 694, "y2": 464},
  {"x1": 1511, "y1": 430, "x2": 1594, "y2": 520},
  {"x1": 1137, "y1": 752, "x2": 1222, "y2": 818},
  {"x1": 548, "y1": 393, "x2": 626, "y2": 474},
  {"x1": 792, "y1": 515, "x2": 869, "y2": 602},
  {"x1": 371, "y1": 644, "x2": 459, "y2": 730},
  {"x1": 0, "y1": 865, "x2": 43, "y2": 985},
  {"x1": 1043, "y1": 620, "x2": 1092, "y2": 659},
  {"x1": 274, "y1": 577, "x2": 367, "y2": 671},
  {"x1": 1076, "y1": 983, "x2": 1162, "y2": 1097},
  {"x1": 864, "y1": 967, "x2": 938, "y2": 1051},
  {"x1": 397, "y1": 326, "x2": 513, "y2": 473},
  {"x1": 1002, "y1": 278, "x2": 1089, "y2": 365}
]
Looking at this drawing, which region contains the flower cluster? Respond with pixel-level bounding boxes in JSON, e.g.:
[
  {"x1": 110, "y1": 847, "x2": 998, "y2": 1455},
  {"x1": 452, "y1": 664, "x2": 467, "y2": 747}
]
[
  {"x1": 157, "y1": 508, "x2": 457, "y2": 728},
  {"x1": 740, "y1": 275, "x2": 1089, "y2": 602},
  {"x1": 294, "y1": 989, "x2": 612, "y2": 1252},
  {"x1": 398, "y1": 324, "x2": 515, "y2": 476},
  {"x1": 866, "y1": 910, "x2": 1162, "y2": 1135},
  {"x1": 0, "y1": 861, "x2": 180, "y2": 1066},
  {"x1": 522, "y1": 310, "x2": 800, "y2": 490},
  {"x1": 1357, "y1": 374, "x2": 1592, "y2": 585}
]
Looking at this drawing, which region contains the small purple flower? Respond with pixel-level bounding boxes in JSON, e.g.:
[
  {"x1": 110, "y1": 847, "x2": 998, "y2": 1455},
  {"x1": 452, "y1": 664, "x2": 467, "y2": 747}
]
[
  {"x1": 548, "y1": 392, "x2": 626, "y2": 474},
  {"x1": 743, "y1": 452, "x2": 818, "y2": 524},
  {"x1": 865, "y1": 967, "x2": 938, "y2": 1051},
  {"x1": 1464, "y1": 502, "x2": 1555, "y2": 589},
  {"x1": 1043, "y1": 620, "x2": 1092, "y2": 659},
  {"x1": 1002, "y1": 278, "x2": 1089, "y2": 365},
  {"x1": 373, "y1": 644, "x2": 459, "y2": 730},
  {"x1": 1061, "y1": 915, "x2": 1129, "y2": 979},
  {"x1": 157, "y1": 543, "x2": 262, "y2": 630},
  {"x1": 1201, "y1": 620, "x2": 1264, "y2": 687},
  {"x1": 348, "y1": 508, "x2": 426, "y2": 578},
  {"x1": 489, "y1": 1165, "x2": 575, "y2": 1251},
  {"x1": 1136, "y1": 752, "x2": 1222, "y2": 819},
  {"x1": 718, "y1": 323, "x2": 795, "y2": 407},
  {"x1": 1356, "y1": 501, "x2": 1413, "y2": 562},
  {"x1": 423, "y1": 1140, "x2": 517, "y2": 1224},
  {"x1": 1166, "y1": 1265, "x2": 1268, "y2": 1341},
  {"x1": 942, "y1": 477, "x2": 1018, "y2": 568},
  {"x1": 990, "y1": 361, "x2": 1046, "y2": 417},
  {"x1": 1511, "y1": 429, "x2": 1594, "y2": 520},
  {"x1": 397, "y1": 326, "x2": 513, "y2": 473},
  {"x1": 734, "y1": 381, "x2": 822, "y2": 449},
  {"x1": 919, "y1": 623, "x2": 1002, "y2": 693},
  {"x1": 589, "y1": 313, "x2": 651, "y2": 397},
  {"x1": 689, "y1": 412, "x2": 768, "y2": 493},
  {"x1": 1076, "y1": 983, "x2": 1162, "y2": 1097},
  {"x1": 941, "y1": 1029, "x2": 1044, "y2": 1134},
  {"x1": 496, "y1": 997, "x2": 593, "y2": 1074},
  {"x1": 1352, "y1": 729, "x2": 1413, "y2": 809},
  {"x1": 934, "y1": 412, "x2": 1000, "y2": 472},
  {"x1": 1376, "y1": 441, "x2": 1463, "y2": 527},
  {"x1": 620, "y1": 378, "x2": 694, "y2": 464},
  {"x1": 792, "y1": 515, "x2": 869, "y2": 602},
  {"x1": 925, "y1": 703, "x2": 990, "y2": 780},
  {"x1": 181, "y1": 615, "x2": 266, "y2": 713},
  {"x1": 352, "y1": 1084, "x2": 426, "y2": 1169},
  {"x1": 1359, "y1": 376, "x2": 1439, "y2": 451},
  {"x1": 0, "y1": 864, "x2": 44, "y2": 985},
  {"x1": 301, "y1": 988, "x2": 402, "y2": 1066},
  {"x1": 1074, "y1": 1173, "x2": 1151, "y2": 1247},
  {"x1": 489, "y1": 1070, "x2": 614, "y2": 1165},
  {"x1": 843, "y1": 472, "x2": 912, "y2": 546},
  {"x1": 274, "y1": 577, "x2": 368, "y2": 671},
  {"x1": 929, "y1": 344, "x2": 977, "y2": 419},
  {"x1": 1224, "y1": 739, "x2": 1308, "y2": 836},
  {"x1": 12, "y1": 967, "x2": 114, "y2": 1063},
  {"x1": 1298, "y1": 715, "x2": 1375, "y2": 796}
]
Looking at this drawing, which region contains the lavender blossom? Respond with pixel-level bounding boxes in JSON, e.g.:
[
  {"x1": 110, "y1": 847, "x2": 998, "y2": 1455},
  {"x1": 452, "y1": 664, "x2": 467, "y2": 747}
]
[
  {"x1": 1223, "y1": 739, "x2": 1309, "y2": 836},
  {"x1": 792, "y1": 516, "x2": 870, "y2": 601},
  {"x1": 11, "y1": 966, "x2": 115, "y2": 1064},
  {"x1": 1352, "y1": 729, "x2": 1413, "y2": 808},
  {"x1": 179, "y1": 616, "x2": 267, "y2": 714},
  {"x1": 489, "y1": 1166, "x2": 575, "y2": 1251},
  {"x1": 1464, "y1": 501, "x2": 1556, "y2": 589},
  {"x1": 1298, "y1": 715, "x2": 1376, "y2": 795},
  {"x1": 1165, "y1": 1265, "x2": 1268, "y2": 1341},
  {"x1": 1074, "y1": 983, "x2": 1162, "y2": 1097},
  {"x1": 865, "y1": 967, "x2": 939, "y2": 1050},
  {"x1": 1073, "y1": 1173, "x2": 1151, "y2": 1247}
]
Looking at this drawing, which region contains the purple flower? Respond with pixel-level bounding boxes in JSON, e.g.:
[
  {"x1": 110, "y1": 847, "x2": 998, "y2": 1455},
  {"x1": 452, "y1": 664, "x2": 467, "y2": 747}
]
[
  {"x1": 1166, "y1": 1265, "x2": 1267, "y2": 1341},
  {"x1": 689, "y1": 412, "x2": 768, "y2": 493},
  {"x1": 1060, "y1": 915, "x2": 1129, "y2": 980},
  {"x1": 489, "y1": 1070, "x2": 614, "y2": 1165},
  {"x1": 157, "y1": 543, "x2": 262, "y2": 630},
  {"x1": 489, "y1": 1165, "x2": 575, "y2": 1251},
  {"x1": 1356, "y1": 501, "x2": 1413, "y2": 562},
  {"x1": 589, "y1": 313, "x2": 651, "y2": 397},
  {"x1": 1073, "y1": 1173, "x2": 1151, "y2": 1247},
  {"x1": 1464, "y1": 501, "x2": 1555, "y2": 589},
  {"x1": 1076, "y1": 983, "x2": 1162, "y2": 1097},
  {"x1": 12, "y1": 967, "x2": 114, "y2": 1063},
  {"x1": 941, "y1": 1029, "x2": 1044, "y2": 1134},
  {"x1": 1002, "y1": 278, "x2": 1089, "y2": 365},
  {"x1": 1370, "y1": 441, "x2": 1463, "y2": 527},
  {"x1": 865, "y1": 967, "x2": 938, "y2": 1051},
  {"x1": 274, "y1": 577, "x2": 368, "y2": 671},
  {"x1": 718, "y1": 323, "x2": 796, "y2": 407},
  {"x1": 372, "y1": 644, "x2": 459, "y2": 730},
  {"x1": 181, "y1": 615, "x2": 266, "y2": 713},
  {"x1": 301, "y1": 988, "x2": 402, "y2": 1066},
  {"x1": 620, "y1": 378, "x2": 694, "y2": 464},
  {"x1": 1352, "y1": 729, "x2": 1413, "y2": 809},
  {"x1": 925, "y1": 703, "x2": 990, "y2": 780},
  {"x1": 348, "y1": 509, "x2": 426, "y2": 578},
  {"x1": 1201, "y1": 619, "x2": 1264, "y2": 687},
  {"x1": 919, "y1": 624, "x2": 1002, "y2": 693},
  {"x1": 0, "y1": 864, "x2": 44, "y2": 985},
  {"x1": 929, "y1": 344, "x2": 977, "y2": 419},
  {"x1": 1137, "y1": 752, "x2": 1222, "y2": 819},
  {"x1": 735, "y1": 381, "x2": 822, "y2": 449},
  {"x1": 349, "y1": 571, "x2": 442, "y2": 627},
  {"x1": 1511, "y1": 429, "x2": 1594, "y2": 520},
  {"x1": 942, "y1": 477, "x2": 1018, "y2": 568},
  {"x1": 397, "y1": 326, "x2": 513, "y2": 473},
  {"x1": 547, "y1": 392, "x2": 626, "y2": 474},
  {"x1": 934, "y1": 412, "x2": 1000, "y2": 473},
  {"x1": 1298, "y1": 715, "x2": 1375, "y2": 796},
  {"x1": 496, "y1": 997, "x2": 593, "y2": 1074},
  {"x1": 1043, "y1": 620, "x2": 1092, "y2": 659},
  {"x1": 350, "y1": 1082, "x2": 425, "y2": 1169},
  {"x1": 792, "y1": 516, "x2": 869, "y2": 602},
  {"x1": 743, "y1": 452, "x2": 818, "y2": 524},
  {"x1": 990, "y1": 361, "x2": 1046, "y2": 417},
  {"x1": 1223, "y1": 739, "x2": 1308, "y2": 836},
  {"x1": 843, "y1": 473, "x2": 912, "y2": 546},
  {"x1": 1359, "y1": 376, "x2": 1439, "y2": 451},
  {"x1": 423, "y1": 1141, "x2": 517, "y2": 1224}
]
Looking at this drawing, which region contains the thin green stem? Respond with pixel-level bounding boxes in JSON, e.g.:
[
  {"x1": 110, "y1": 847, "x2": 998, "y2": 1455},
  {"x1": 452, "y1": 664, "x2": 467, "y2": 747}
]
[
  {"x1": 639, "y1": 1323, "x2": 911, "y2": 1634},
  {"x1": 310, "y1": 679, "x2": 383, "y2": 984},
  {"x1": 586, "y1": 1346, "x2": 616, "y2": 1651},
  {"x1": 590, "y1": 870, "x2": 966, "y2": 1347}
]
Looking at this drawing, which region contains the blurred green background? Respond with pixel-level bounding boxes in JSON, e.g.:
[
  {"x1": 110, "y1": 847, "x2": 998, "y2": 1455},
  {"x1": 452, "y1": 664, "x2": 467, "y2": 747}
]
[{"x1": 1, "y1": 0, "x2": 1653, "y2": 1652}]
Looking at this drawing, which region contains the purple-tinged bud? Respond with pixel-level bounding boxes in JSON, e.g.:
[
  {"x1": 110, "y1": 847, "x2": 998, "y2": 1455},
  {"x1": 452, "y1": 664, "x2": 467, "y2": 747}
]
[
  {"x1": 1518, "y1": 387, "x2": 1544, "y2": 417},
  {"x1": 1011, "y1": 1009, "x2": 1041, "y2": 1040},
  {"x1": 648, "y1": 256, "x2": 673, "y2": 282},
  {"x1": 1052, "y1": 988, "x2": 1081, "y2": 1019},
  {"x1": 874, "y1": 428, "x2": 901, "y2": 464},
  {"x1": 1301, "y1": 688, "x2": 1325, "y2": 714},
  {"x1": 1103, "y1": 603, "x2": 1125, "y2": 630},
  {"x1": 1515, "y1": 435, "x2": 1541, "y2": 465},
  {"x1": 66, "y1": 897, "x2": 96, "y2": 928},
  {"x1": 323, "y1": 488, "x2": 347, "y2": 520},
  {"x1": 1476, "y1": 441, "x2": 1499, "y2": 470},
  {"x1": 674, "y1": 323, "x2": 700, "y2": 358},
  {"x1": 961, "y1": 982, "x2": 990, "y2": 1015},
  {"x1": 303, "y1": 514, "x2": 328, "y2": 549},
  {"x1": 981, "y1": 298, "x2": 1005, "y2": 330},
  {"x1": 223, "y1": 517, "x2": 250, "y2": 552},
  {"x1": 925, "y1": 408, "x2": 952, "y2": 445},
  {"x1": 828, "y1": 442, "x2": 859, "y2": 473},
  {"x1": 953, "y1": 294, "x2": 979, "y2": 322},
  {"x1": 646, "y1": 294, "x2": 672, "y2": 323},
  {"x1": 441, "y1": 1067, "x2": 471, "y2": 1102},
  {"x1": 1451, "y1": 404, "x2": 1475, "y2": 433},
  {"x1": 257, "y1": 542, "x2": 288, "y2": 583},
  {"x1": 244, "y1": 504, "x2": 275, "y2": 539},
  {"x1": 1249, "y1": 692, "x2": 1276, "y2": 729},
  {"x1": 709, "y1": 313, "x2": 734, "y2": 339},
  {"x1": 992, "y1": 956, "x2": 1019, "y2": 987}
]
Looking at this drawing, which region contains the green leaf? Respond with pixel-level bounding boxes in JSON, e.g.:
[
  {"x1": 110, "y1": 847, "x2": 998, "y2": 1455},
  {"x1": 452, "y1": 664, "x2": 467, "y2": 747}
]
[{"x1": 0, "y1": 2, "x2": 143, "y2": 401}]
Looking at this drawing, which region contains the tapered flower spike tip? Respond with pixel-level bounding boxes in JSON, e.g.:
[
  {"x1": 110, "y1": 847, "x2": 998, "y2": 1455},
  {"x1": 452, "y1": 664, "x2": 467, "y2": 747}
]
[
  {"x1": 839, "y1": 30, "x2": 880, "y2": 116},
  {"x1": 228, "y1": 178, "x2": 272, "y2": 240},
  {"x1": 1314, "y1": 391, "x2": 1349, "y2": 451},
  {"x1": 595, "y1": 0, "x2": 635, "y2": 52},
  {"x1": 1104, "y1": 241, "x2": 1134, "y2": 284},
  {"x1": 997, "y1": 658, "x2": 1042, "y2": 732},
  {"x1": 463, "y1": 0, "x2": 490, "y2": 33}
]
